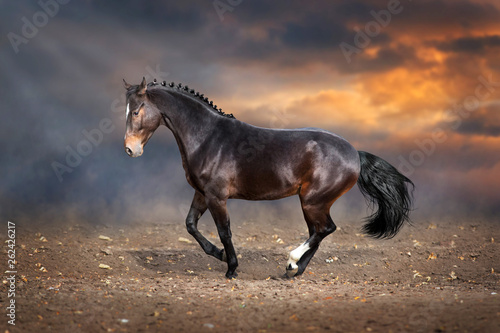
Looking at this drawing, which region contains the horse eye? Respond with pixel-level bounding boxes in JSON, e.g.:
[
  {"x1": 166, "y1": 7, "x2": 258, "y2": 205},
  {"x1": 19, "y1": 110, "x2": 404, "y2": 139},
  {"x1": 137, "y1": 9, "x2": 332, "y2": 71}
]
[
  {"x1": 133, "y1": 103, "x2": 145, "y2": 116},
  {"x1": 133, "y1": 103, "x2": 144, "y2": 116}
]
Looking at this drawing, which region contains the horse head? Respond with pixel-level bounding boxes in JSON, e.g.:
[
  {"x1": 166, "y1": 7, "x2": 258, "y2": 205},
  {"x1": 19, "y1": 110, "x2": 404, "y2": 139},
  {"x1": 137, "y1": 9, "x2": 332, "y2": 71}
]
[{"x1": 123, "y1": 77, "x2": 163, "y2": 157}]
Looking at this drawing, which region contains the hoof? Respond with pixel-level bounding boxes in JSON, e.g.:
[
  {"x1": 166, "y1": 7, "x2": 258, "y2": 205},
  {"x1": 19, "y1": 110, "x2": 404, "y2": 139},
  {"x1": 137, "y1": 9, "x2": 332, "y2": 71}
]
[
  {"x1": 225, "y1": 271, "x2": 238, "y2": 279},
  {"x1": 286, "y1": 264, "x2": 298, "y2": 278}
]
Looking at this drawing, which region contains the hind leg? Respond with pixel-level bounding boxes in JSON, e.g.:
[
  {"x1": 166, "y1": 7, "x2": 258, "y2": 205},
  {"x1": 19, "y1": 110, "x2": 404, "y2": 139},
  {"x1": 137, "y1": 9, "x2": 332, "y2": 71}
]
[
  {"x1": 286, "y1": 147, "x2": 359, "y2": 277},
  {"x1": 286, "y1": 204, "x2": 336, "y2": 277}
]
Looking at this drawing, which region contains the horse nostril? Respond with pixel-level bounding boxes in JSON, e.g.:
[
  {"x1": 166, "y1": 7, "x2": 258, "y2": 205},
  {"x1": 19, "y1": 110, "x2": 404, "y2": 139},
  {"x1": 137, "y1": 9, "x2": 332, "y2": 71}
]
[{"x1": 125, "y1": 147, "x2": 133, "y2": 156}]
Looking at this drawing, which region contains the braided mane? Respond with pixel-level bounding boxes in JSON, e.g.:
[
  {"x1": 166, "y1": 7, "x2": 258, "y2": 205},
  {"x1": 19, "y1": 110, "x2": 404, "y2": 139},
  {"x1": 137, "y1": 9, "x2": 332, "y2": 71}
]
[{"x1": 150, "y1": 79, "x2": 235, "y2": 119}]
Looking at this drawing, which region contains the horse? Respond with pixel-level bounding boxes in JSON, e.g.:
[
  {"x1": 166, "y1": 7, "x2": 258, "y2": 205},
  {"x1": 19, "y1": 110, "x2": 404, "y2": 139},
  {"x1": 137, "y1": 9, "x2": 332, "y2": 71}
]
[{"x1": 122, "y1": 77, "x2": 414, "y2": 279}]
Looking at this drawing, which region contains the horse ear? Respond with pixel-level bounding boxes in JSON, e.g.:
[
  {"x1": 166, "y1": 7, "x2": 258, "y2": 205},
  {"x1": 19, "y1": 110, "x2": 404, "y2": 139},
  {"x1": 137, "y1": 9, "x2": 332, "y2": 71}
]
[
  {"x1": 138, "y1": 77, "x2": 147, "y2": 95},
  {"x1": 123, "y1": 79, "x2": 132, "y2": 89}
]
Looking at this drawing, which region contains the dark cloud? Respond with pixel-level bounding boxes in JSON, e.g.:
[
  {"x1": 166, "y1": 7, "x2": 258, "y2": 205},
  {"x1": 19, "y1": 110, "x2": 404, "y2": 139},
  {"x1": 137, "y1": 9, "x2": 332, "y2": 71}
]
[
  {"x1": 434, "y1": 35, "x2": 500, "y2": 53},
  {"x1": 251, "y1": 3, "x2": 394, "y2": 70},
  {"x1": 456, "y1": 104, "x2": 500, "y2": 137},
  {"x1": 335, "y1": 1, "x2": 375, "y2": 21},
  {"x1": 460, "y1": 119, "x2": 500, "y2": 137},
  {"x1": 385, "y1": 0, "x2": 500, "y2": 32},
  {"x1": 337, "y1": 45, "x2": 413, "y2": 73},
  {"x1": 281, "y1": 19, "x2": 350, "y2": 50},
  {"x1": 90, "y1": 1, "x2": 209, "y2": 32}
]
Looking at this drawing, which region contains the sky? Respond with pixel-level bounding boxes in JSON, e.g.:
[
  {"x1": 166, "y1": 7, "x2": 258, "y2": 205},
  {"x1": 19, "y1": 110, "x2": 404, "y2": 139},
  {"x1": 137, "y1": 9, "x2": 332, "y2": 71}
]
[{"x1": 1, "y1": 0, "x2": 499, "y2": 229}]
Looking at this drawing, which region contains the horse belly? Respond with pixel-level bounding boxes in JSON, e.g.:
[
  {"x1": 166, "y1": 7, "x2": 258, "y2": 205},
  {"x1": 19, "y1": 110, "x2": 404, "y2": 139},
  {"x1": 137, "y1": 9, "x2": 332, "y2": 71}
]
[{"x1": 232, "y1": 162, "x2": 300, "y2": 201}]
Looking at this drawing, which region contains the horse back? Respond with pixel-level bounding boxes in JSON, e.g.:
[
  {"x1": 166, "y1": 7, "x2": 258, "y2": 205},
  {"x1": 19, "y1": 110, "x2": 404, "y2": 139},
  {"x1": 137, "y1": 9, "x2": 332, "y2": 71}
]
[{"x1": 213, "y1": 122, "x2": 360, "y2": 200}]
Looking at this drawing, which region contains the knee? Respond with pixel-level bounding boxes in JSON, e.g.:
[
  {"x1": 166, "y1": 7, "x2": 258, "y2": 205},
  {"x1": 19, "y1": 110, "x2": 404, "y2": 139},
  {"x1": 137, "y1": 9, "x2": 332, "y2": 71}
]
[{"x1": 185, "y1": 218, "x2": 196, "y2": 235}]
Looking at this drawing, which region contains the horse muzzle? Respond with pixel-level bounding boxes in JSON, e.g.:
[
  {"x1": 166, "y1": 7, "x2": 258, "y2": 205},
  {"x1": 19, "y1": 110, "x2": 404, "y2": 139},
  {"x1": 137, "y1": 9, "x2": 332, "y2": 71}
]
[{"x1": 124, "y1": 137, "x2": 143, "y2": 157}]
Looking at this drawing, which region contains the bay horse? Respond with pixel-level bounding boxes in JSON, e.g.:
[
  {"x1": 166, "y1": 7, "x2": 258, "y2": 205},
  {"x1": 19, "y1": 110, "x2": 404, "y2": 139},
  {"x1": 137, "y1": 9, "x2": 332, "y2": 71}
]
[{"x1": 123, "y1": 77, "x2": 414, "y2": 279}]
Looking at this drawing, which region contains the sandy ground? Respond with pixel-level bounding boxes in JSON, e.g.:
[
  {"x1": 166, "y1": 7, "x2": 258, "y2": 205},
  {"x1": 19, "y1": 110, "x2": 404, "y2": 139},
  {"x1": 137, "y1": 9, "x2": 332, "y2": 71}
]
[{"x1": 1, "y1": 217, "x2": 499, "y2": 332}]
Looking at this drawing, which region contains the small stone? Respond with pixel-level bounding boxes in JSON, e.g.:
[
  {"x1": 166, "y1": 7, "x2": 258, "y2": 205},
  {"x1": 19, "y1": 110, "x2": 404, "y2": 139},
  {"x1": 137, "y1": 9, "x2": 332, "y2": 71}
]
[{"x1": 101, "y1": 248, "x2": 113, "y2": 256}]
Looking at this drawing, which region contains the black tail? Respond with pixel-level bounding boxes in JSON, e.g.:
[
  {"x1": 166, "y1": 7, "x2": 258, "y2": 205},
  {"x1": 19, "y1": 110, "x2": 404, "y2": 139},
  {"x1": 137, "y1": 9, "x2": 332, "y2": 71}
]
[{"x1": 357, "y1": 151, "x2": 414, "y2": 239}]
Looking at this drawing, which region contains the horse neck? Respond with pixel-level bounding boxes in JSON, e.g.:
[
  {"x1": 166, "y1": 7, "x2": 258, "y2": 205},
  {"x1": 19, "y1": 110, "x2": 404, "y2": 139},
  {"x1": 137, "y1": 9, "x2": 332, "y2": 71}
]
[{"x1": 158, "y1": 91, "x2": 219, "y2": 157}]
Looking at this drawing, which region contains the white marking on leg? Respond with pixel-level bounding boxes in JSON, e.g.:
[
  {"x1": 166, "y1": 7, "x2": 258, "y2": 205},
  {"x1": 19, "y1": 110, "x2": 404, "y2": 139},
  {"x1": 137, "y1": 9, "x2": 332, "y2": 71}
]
[
  {"x1": 126, "y1": 102, "x2": 130, "y2": 118},
  {"x1": 287, "y1": 242, "x2": 310, "y2": 270}
]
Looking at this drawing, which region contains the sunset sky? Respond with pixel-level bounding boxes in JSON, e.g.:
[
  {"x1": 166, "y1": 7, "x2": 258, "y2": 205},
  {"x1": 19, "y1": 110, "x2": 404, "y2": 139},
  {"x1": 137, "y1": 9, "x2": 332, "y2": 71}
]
[{"x1": 1, "y1": 0, "x2": 499, "y2": 227}]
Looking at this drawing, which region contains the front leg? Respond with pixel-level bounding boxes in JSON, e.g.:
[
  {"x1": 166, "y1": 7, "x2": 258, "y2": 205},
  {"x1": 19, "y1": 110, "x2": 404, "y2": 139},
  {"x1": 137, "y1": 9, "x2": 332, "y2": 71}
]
[
  {"x1": 185, "y1": 191, "x2": 225, "y2": 261},
  {"x1": 206, "y1": 196, "x2": 238, "y2": 279}
]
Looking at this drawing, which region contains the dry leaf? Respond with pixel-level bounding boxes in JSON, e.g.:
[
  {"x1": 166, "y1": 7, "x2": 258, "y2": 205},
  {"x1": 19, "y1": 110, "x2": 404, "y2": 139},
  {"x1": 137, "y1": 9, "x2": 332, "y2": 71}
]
[
  {"x1": 98, "y1": 235, "x2": 112, "y2": 241},
  {"x1": 178, "y1": 237, "x2": 192, "y2": 244}
]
